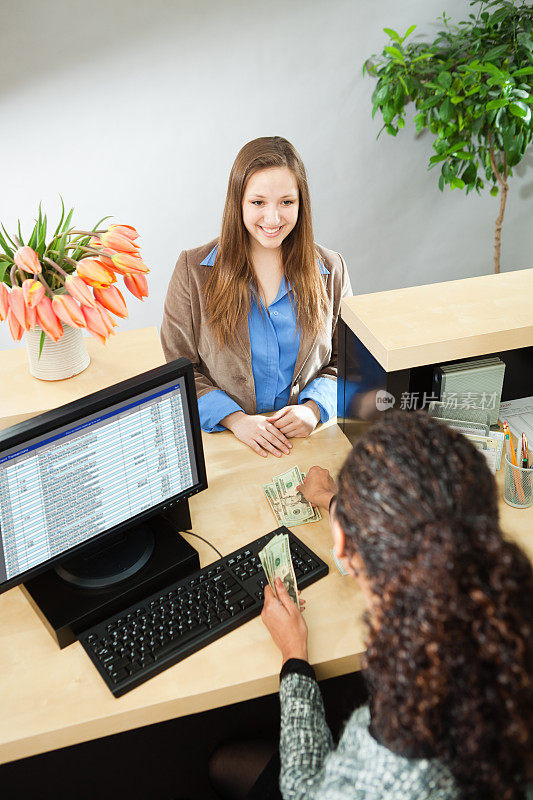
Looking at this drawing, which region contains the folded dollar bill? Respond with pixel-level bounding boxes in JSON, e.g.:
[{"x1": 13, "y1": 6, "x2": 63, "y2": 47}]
[
  {"x1": 263, "y1": 466, "x2": 321, "y2": 528},
  {"x1": 258, "y1": 532, "x2": 299, "y2": 608}
]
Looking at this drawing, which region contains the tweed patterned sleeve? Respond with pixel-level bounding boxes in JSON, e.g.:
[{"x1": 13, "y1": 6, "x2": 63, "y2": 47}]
[
  {"x1": 279, "y1": 672, "x2": 334, "y2": 800},
  {"x1": 279, "y1": 674, "x2": 460, "y2": 800}
]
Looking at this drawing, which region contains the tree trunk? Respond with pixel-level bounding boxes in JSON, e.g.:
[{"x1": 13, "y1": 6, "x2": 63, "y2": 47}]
[{"x1": 488, "y1": 140, "x2": 508, "y2": 275}]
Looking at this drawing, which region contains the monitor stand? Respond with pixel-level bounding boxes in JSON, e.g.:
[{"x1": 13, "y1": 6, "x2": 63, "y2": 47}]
[
  {"x1": 54, "y1": 527, "x2": 155, "y2": 589},
  {"x1": 21, "y1": 501, "x2": 200, "y2": 649}
]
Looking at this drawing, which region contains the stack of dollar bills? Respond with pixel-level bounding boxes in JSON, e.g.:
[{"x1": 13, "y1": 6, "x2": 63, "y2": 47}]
[
  {"x1": 258, "y1": 532, "x2": 299, "y2": 608},
  {"x1": 263, "y1": 466, "x2": 322, "y2": 527}
]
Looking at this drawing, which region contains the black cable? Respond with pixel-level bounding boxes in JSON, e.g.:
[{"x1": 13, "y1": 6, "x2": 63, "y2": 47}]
[{"x1": 179, "y1": 530, "x2": 223, "y2": 559}]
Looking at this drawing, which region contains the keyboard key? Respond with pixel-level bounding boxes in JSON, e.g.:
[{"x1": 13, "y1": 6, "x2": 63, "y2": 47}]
[
  {"x1": 153, "y1": 626, "x2": 208, "y2": 660},
  {"x1": 111, "y1": 668, "x2": 128, "y2": 683}
]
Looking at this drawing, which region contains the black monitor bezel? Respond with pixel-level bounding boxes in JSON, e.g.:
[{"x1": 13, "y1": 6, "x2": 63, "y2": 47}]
[{"x1": 0, "y1": 358, "x2": 207, "y2": 595}]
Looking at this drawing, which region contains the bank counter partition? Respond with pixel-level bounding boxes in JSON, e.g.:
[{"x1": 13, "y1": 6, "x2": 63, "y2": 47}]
[{"x1": 338, "y1": 268, "x2": 533, "y2": 443}]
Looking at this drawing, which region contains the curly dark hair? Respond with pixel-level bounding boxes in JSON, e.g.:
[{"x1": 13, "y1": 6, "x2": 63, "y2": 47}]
[{"x1": 334, "y1": 410, "x2": 532, "y2": 800}]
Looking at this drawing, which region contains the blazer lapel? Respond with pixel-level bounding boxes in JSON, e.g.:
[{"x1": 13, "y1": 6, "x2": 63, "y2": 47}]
[{"x1": 291, "y1": 268, "x2": 328, "y2": 385}]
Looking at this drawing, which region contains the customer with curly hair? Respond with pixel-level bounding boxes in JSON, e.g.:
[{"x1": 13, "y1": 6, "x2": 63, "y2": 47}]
[{"x1": 210, "y1": 410, "x2": 532, "y2": 800}]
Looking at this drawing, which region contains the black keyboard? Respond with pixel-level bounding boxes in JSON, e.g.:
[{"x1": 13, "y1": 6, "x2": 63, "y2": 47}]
[{"x1": 79, "y1": 526, "x2": 328, "y2": 697}]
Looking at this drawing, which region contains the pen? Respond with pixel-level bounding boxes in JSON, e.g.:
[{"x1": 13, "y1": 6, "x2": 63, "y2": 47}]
[
  {"x1": 503, "y1": 421, "x2": 518, "y2": 466},
  {"x1": 521, "y1": 433, "x2": 529, "y2": 469}
]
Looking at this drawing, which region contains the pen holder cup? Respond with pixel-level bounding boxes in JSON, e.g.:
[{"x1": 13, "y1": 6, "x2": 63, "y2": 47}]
[{"x1": 503, "y1": 456, "x2": 533, "y2": 509}]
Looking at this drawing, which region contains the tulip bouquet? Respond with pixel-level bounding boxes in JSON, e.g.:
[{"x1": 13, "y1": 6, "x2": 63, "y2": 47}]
[{"x1": 0, "y1": 202, "x2": 149, "y2": 354}]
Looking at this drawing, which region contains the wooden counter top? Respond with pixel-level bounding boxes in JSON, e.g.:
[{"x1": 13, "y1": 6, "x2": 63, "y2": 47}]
[
  {"x1": 0, "y1": 328, "x2": 531, "y2": 765},
  {"x1": 0, "y1": 327, "x2": 166, "y2": 428},
  {"x1": 341, "y1": 268, "x2": 533, "y2": 371},
  {"x1": 0, "y1": 330, "x2": 359, "y2": 764}
]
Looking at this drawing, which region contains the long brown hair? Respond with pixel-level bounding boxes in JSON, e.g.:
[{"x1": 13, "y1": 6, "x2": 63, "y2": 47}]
[
  {"x1": 204, "y1": 136, "x2": 328, "y2": 347},
  {"x1": 335, "y1": 410, "x2": 532, "y2": 800}
]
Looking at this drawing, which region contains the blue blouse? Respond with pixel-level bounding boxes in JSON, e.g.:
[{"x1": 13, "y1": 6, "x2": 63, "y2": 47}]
[{"x1": 197, "y1": 245, "x2": 336, "y2": 433}]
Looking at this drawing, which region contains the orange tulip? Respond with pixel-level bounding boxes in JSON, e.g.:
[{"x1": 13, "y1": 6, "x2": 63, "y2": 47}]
[
  {"x1": 81, "y1": 304, "x2": 109, "y2": 343},
  {"x1": 9, "y1": 286, "x2": 28, "y2": 329},
  {"x1": 105, "y1": 256, "x2": 136, "y2": 276},
  {"x1": 93, "y1": 285, "x2": 128, "y2": 318},
  {"x1": 111, "y1": 253, "x2": 149, "y2": 274},
  {"x1": 7, "y1": 308, "x2": 23, "y2": 341},
  {"x1": 123, "y1": 273, "x2": 148, "y2": 300},
  {"x1": 65, "y1": 275, "x2": 97, "y2": 308},
  {"x1": 0, "y1": 283, "x2": 9, "y2": 321},
  {"x1": 96, "y1": 301, "x2": 117, "y2": 334},
  {"x1": 22, "y1": 279, "x2": 45, "y2": 308},
  {"x1": 14, "y1": 245, "x2": 42, "y2": 274},
  {"x1": 99, "y1": 231, "x2": 139, "y2": 254},
  {"x1": 97, "y1": 254, "x2": 119, "y2": 270},
  {"x1": 26, "y1": 304, "x2": 37, "y2": 330},
  {"x1": 36, "y1": 296, "x2": 63, "y2": 342},
  {"x1": 76, "y1": 258, "x2": 116, "y2": 288},
  {"x1": 107, "y1": 224, "x2": 139, "y2": 242},
  {"x1": 52, "y1": 294, "x2": 86, "y2": 328}
]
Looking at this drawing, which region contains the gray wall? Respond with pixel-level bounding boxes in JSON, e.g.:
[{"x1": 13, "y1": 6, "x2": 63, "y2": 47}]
[{"x1": 1, "y1": 0, "x2": 531, "y2": 352}]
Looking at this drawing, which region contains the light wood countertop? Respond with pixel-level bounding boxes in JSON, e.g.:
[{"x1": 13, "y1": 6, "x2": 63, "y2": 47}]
[
  {"x1": 341, "y1": 268, "x2": 533, "y2": 371},
  {"x1": 0, "y1": 327, "x2": 166, "y2": 428},
  {"x1": 0, "y1": 419, "x2": 358, "y2": 764},
  {"x1": 0, "y1": 329, "x2": 531, "y2": 765},
  {"x1": 0, "y1": 331, "x2": 359, "y2": 764}
]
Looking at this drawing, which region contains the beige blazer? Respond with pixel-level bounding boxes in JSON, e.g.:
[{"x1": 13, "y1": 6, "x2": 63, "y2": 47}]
[{"x1": 160, "y1": 238, "x2": 352, "y2": 415}]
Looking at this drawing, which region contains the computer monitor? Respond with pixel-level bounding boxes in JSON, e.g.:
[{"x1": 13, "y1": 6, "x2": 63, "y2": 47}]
[{"x1": 0, "y1": 358, "x2": 208, "y2": 645}]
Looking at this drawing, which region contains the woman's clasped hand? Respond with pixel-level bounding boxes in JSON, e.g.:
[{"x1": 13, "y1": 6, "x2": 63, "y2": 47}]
[
  {"x1": 222, "y1": 411, "x2": 293, "y2": 458},
  {"x1": 222, "y1": 400, "x2": 321, "y2": 458},
  {"x1": 269, "y1": 400, "x2": 320, "y2": 438}
]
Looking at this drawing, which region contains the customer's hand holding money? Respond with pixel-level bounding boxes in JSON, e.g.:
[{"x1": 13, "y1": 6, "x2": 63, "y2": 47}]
[
  {"x1": 258, "y1": 532, "x2": 300, "y2": 608},
  {"x1": 297, "y1": 466, "x2": 337, "y2": 510},
  {"x1": 263, "y1": 466, "x2": 322, "y2": 527},
  {"x1": 261, "y1": 577, "x2": 308, "y2": 663}
]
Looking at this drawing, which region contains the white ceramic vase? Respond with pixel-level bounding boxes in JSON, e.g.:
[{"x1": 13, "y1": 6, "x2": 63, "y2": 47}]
[{"x1": 25, "y1": 324, "x2": 91, "y2": 381}]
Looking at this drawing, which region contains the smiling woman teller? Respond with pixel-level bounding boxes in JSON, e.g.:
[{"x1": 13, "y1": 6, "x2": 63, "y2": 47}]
[{"x1": 160, "y1": 136, "x2": 352, "y2": 457}]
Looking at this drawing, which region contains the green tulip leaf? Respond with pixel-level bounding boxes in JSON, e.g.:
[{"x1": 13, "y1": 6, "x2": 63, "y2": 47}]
[
  {"x1": 38, "y1": 330, "x2": 46, "y2": 359},
  {"x1": 0, "y1": 228, "x2": 14, "y2": 257}
]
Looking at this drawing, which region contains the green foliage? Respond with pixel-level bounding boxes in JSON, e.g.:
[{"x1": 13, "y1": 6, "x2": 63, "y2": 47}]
[
  {"x1": 365, "y1": 0, "x2": 533, "y2": 196},
  {"x1": 0, "y1": 199, "x2": 110, "y2": 290}
]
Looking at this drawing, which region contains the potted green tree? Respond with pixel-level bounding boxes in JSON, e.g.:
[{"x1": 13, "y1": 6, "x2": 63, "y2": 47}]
[{"x1": 365, "y1": 0, "x2": 533, "y2": 273}]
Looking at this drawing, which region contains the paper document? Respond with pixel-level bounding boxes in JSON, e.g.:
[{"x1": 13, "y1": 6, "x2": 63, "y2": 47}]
[
  {"x1": 466, "y1": 431, "x2": 504, "y2": 474},
  {"x1": 499, "y1": 396, "x2": 533, "y2": 441}
]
